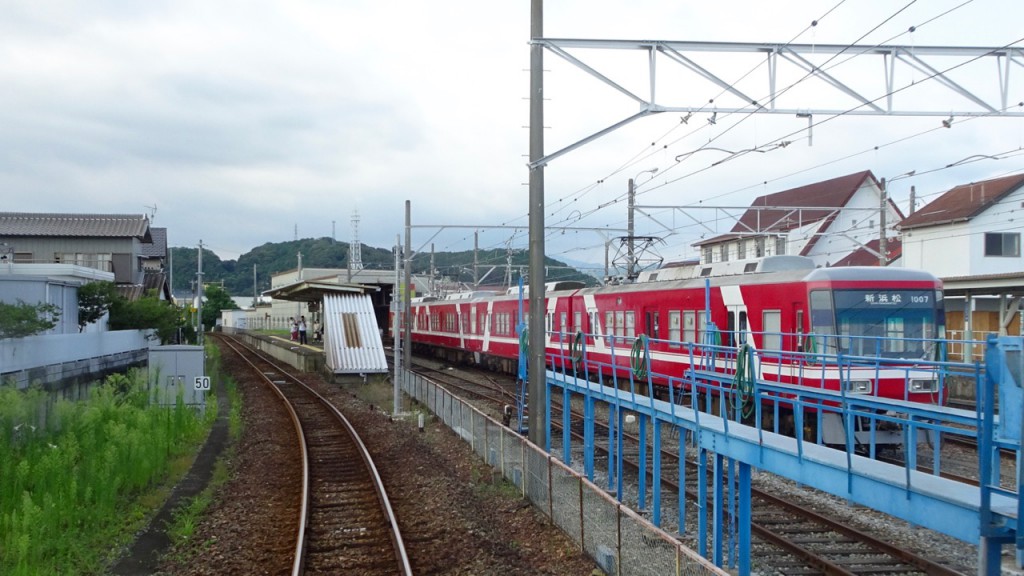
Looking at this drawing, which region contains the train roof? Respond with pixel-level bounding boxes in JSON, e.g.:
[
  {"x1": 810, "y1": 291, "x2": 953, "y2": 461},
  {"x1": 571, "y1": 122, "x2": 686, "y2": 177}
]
[{"x1": 805, "y1": 266, "x2": 940, "y2": 284}]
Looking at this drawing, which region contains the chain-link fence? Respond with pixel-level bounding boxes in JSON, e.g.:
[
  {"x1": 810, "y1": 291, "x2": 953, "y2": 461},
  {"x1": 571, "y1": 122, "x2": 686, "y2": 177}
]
[{"x1": 401, "y1": 369, "x2": 727, "y2": 576}]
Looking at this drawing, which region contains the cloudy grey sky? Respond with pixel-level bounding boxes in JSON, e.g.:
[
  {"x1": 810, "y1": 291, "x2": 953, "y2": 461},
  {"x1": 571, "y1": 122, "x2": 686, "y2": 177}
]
[{"x1": 3, "y1": 1, "x2": 1023, "y2": 272}]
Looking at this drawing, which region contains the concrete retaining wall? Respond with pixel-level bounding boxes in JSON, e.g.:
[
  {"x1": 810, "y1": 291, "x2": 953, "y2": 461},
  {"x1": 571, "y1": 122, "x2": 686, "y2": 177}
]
[{"x1": 1, "y1": 330, "x2": 152, "y2": 391}]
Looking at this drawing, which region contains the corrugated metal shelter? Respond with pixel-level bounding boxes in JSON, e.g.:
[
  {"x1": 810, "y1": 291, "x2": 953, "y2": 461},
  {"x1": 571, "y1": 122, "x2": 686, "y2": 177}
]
[
  {"x1": 263, "y1": 279, "x2": 388, "y2": 374},
  {"x1": 322, "y1": 292, "x2": 388, "y2": 374}
]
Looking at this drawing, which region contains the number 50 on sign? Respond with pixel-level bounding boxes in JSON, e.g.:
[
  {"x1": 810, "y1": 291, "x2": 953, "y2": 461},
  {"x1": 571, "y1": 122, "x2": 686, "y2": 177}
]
[{"x1": 194, "y1": 376, "x2": 211, "y2": 391}]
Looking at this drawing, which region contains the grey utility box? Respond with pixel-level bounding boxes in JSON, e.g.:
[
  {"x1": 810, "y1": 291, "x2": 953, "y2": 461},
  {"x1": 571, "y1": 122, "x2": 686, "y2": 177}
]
[{"x1": 148, "y1": 345, "x2": 207, "y2": 408}]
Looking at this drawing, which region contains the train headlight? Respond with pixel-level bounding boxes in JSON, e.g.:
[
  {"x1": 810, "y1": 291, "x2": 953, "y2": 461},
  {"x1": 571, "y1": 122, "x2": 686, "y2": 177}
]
[
  {"x1": 909, "y1": 378, "x2": 938, "y2": 393},
  {"x1": 844, "y1": 380, "x2": 872, "y2": 394}
]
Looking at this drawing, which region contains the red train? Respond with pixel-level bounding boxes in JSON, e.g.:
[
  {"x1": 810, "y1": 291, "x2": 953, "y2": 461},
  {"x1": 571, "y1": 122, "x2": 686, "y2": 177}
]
[{"x1": 395, "y1": 255, "x2": 946, "y2": 447}]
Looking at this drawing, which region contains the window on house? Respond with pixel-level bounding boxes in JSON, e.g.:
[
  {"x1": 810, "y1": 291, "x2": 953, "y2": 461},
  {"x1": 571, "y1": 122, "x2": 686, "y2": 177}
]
[
  {"x1": 737, "y1": 239, "x2": 746, "y2": 259},
  {"x1": 703, "y1": 246, "x2": 713, "y2": 263},
  {"x1": 985, "y1": 232, "x2": 1020, "y2": 257},
  {"x1": 719, "y1": 244, "x2": 729, "y2": 262},
  {"x1": 775, "y1": 236, "x2": 786, "y2": 255},
  {"x1": 755, "y1": 238, "x2": 766, "y2": 257}
]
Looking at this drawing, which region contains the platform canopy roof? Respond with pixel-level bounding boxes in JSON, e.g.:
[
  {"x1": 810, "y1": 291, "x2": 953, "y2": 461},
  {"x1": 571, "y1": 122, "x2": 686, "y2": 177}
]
[{"x1": 262, "y1": 278, "x2": 377, "y2": 303}]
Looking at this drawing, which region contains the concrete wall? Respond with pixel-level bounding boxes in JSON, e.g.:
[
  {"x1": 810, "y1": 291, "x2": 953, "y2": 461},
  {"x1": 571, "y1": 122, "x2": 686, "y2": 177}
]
[{"x1": 0, "y1": 330, "x2": 152, "y2": 390}]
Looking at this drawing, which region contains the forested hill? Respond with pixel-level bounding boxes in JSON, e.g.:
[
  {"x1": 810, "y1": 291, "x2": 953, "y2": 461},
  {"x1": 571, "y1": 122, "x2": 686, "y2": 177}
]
[{"x1": 169, "y1": 237, "x2": 599, "y2": 296}]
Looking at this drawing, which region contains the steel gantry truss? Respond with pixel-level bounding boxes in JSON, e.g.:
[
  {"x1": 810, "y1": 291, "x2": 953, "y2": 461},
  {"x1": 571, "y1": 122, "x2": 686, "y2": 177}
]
[{"x1": 529, "y1": 39, "x2": 1024, "y2": 169}]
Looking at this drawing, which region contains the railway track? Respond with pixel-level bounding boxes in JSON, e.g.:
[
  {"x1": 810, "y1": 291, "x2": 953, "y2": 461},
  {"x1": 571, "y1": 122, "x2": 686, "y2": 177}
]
[
  {"x1": 547, "y1": 400, "x2": 966, "y2": 576},
  {"x1": 400, "y1": 353, "x2": 969, "y2": 574},
  {"x1": 220, "y1": 335, "x2": 413, "y2": 576}
]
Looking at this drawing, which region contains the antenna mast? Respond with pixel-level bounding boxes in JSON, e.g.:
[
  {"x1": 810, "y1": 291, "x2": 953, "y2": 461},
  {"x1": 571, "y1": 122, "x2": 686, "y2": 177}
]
[{"x1": 350, "y1": 209, "x2": 363, "y2": 271}]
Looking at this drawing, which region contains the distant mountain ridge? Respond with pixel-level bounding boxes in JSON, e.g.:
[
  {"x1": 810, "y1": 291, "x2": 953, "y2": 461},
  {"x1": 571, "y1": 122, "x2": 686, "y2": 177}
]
[{"x1": 169, "y1": 237, "x2": 599, "y2": 296}]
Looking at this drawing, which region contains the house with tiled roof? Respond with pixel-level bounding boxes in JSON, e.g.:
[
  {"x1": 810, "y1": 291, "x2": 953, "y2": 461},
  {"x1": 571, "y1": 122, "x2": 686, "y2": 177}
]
[
  {"x1": 899, "y1": 173, "x2": 1024, "y2": 277},
  {"x1": 692, "y1": 170, "x2": 903, "y2": 275},
  {"x1": 0, "y1": 212, "x2": 165, "y2": 387},
  {"x1": 898, "y1": 173, "x2": 1024, "y2": 351},
  {"x1": 0, "y1": 213, "x2": 170, "y2": 301}
]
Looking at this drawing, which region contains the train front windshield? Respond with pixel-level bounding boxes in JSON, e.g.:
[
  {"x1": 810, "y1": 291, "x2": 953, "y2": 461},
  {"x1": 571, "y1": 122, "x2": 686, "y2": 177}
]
[{"x1": 809, "y1": 288, "x2": 944, "y2": 359}]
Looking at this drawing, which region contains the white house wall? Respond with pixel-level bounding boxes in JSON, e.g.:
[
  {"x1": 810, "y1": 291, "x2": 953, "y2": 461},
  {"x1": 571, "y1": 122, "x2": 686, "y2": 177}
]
[
  {"x1": 901, "y1": 221, "x2": 972, "y2": 276},
  {"x1": 805, "y1": 181, "x2": 899, "y2": 267},
  {"x1": 963, "y1": 185, "x2": 1024, "y2": 276},
  {"x1": 902, "y1": 184, "x2": 1024, "y2": 277}
]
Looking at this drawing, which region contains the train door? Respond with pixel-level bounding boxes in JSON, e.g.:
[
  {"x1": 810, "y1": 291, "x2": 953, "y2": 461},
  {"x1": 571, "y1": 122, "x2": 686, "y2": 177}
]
[
  {"x1": 724, "y1": 307, "x2": 748, "y2": 347},
  {"x1": 644, "y1": 308, "x2": 660, "y2": 339},
  {"x1": 794, "y1": 307, "x2": 805, "y2": 352},
  {"x1": 583, "y1": 294, "x2": 604, "y2": 351}
]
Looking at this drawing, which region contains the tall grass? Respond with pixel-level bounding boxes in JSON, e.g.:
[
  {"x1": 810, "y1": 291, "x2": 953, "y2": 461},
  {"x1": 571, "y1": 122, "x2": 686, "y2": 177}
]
[{"x1": 0, "y1": 368, "x2": 212, "y2": 575}]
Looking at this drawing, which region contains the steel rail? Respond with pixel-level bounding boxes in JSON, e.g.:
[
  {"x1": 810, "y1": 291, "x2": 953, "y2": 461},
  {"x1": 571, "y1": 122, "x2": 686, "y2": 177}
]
[
  {"x1": 547, "y1": 397, "x2": 966, "y2": 576},
  {"x1": 220, "y1": 334, "x2": 413, "y2": 576}
]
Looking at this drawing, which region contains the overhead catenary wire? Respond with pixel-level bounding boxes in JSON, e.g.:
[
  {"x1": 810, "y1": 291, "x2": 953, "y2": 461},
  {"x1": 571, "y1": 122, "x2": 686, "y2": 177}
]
[{"x1": 544, "y1": 1, "x2": 988, "y2": 232}]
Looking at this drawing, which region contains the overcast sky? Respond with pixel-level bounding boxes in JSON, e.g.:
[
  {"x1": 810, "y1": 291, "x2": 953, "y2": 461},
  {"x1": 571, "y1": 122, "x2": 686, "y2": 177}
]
[{"x1": 2, "y1": 1, "x2": 1023, "y2": 274}]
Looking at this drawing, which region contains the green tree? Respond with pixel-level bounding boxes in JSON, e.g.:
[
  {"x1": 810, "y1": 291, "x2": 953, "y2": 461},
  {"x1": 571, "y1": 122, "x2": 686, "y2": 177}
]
[
  {"x1": 0, "y1": 299, "x2": 61, "y2": 338},
  {"x1": 201, "y1": 284, "x2": 239, "y2": 331},
  {"x1": 109, "y1": 291, "x2": 186, "y2": 344},
  {"x1": 77, "y1": 281, "x2": 119, "y2": 331}
]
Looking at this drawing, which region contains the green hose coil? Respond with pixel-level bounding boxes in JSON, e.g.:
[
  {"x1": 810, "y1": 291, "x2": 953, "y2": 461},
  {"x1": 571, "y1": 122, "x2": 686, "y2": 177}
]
[
  {"x1": 731, "y1": 342, "x2": 755, "y2": 419},
  {"x1": 631, "y1": 334, "x2": 649, "y2": 379},
  {"x1": 570, "y1": 331, "x2": 584, "y2": 370}
]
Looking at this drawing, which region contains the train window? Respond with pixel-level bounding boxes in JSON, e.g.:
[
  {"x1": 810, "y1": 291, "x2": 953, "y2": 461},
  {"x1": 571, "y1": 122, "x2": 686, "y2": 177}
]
[
  {"x1": 470, "y1": 308, "x2": 477, "y2": 334},
  {"x1": 739, "y1": 311, "x2": 748, "y2": 344},
  {"x1": 605, "y1": 311, "x2": 614, "y2": 344},
  {"x1": 698, "y1": 314, "x2": 708, "y2": 345},
  {"x1": 625, "y1": 311, "x2": 635, "y2": 338},
  {"x1": 683, "y1": 311, "x2": 695, "y2": 343},
  {"x1": 885, "y1": 318, "x2": 906, "y2": 353},
  {"x1": 762, "y1": 310, "x2": 781, "y2": 351},
  {"x1": 615, "y1": 311, "x2": 625, "y2": 337},
  {"x1": 809, "y1": 290, "x2": 836, "y2": 353},
  {"x1": 559, "y1": 312, "x2": 567, "y2": 335},
  {"x1": 574, "y1": 311, "x2": 582, "y2": 333},
  {"x1": 726, "y1": 311, "x2": 736, "y2": 347},
  {"x1": 650, "y1": 311, "x2": 659, "y2": 339},
  {"x1": 668, "y1": 310, "x2": 681, "y2": 344}
]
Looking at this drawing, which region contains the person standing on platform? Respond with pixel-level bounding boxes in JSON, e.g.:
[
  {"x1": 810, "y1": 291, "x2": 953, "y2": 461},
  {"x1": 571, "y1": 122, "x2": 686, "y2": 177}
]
[
  {"x1": 289, "y1": 317, "x2": 298, "y2": 341},
  {"x1": 299, "y1": 316, "x2": 308, "y2": 345}
]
